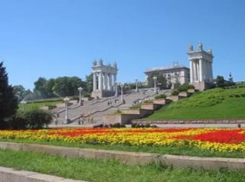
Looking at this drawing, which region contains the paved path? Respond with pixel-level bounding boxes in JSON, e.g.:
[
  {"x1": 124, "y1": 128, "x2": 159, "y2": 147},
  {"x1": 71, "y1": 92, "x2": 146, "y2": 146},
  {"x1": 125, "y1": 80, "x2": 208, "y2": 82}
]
[{"x1": 48, "y1": 123, "x2": 244, "y2": 128}]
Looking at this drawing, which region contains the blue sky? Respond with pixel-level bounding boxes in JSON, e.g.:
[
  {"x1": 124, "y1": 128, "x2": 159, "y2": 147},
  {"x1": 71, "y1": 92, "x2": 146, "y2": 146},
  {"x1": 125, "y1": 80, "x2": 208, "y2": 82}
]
[{"x1": 0, "y1": 0, "x2": 245, "y2": 90}]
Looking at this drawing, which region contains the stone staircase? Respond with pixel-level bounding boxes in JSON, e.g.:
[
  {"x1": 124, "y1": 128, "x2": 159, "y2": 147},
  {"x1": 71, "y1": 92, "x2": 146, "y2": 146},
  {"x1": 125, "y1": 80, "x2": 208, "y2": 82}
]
[
  {"x1": 51, "y1": 89, "x2": 171, "y2": 125},
  {"x1": 103, "y1": 89, "x2": 197, "y2": 125}
]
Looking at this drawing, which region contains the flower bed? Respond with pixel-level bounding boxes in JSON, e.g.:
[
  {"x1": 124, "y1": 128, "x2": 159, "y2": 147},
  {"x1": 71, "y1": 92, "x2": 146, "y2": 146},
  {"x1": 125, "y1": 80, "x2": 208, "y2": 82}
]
[{"x1": 1, "y1": 128, "x2": 245, "y2": 153}]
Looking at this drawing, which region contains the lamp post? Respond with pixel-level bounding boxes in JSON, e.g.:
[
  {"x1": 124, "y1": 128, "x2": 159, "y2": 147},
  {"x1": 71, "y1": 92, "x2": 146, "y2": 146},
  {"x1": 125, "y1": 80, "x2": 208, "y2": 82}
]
[
  {"x1": 115, "y1": 82, "x2": 118, "y2": 97},
  {"x1": 64, "y1": 97, "x2": 70, "y2": 124},
  {"x1": 78, "y1": 87, "x2": 83, "y2": 106},
  {"x1": 135, "y1": 78, "x2": 138, "y2": 92},
  {"x1": 20, "y1": 100, "x2": 26, "y2": 111},
  {"x1": 120, "y1": 83, "x2": 124, "y2": 102},
  {"x1": 153, "y1": 76, "x2": 157, "y2": 93}
]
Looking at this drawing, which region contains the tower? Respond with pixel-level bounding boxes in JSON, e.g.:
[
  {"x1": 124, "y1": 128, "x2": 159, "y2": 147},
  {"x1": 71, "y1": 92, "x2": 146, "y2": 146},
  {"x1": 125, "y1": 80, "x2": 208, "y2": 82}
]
[{"x1": 187, "y1": 43, "x2": 214, "y2": 90}]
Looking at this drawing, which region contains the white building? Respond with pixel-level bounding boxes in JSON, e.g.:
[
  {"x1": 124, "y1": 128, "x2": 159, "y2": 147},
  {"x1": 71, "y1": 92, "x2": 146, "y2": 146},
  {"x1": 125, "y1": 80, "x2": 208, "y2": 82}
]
[{"x1": 145, "y1": 63, "x2": 190, "y2": 87}]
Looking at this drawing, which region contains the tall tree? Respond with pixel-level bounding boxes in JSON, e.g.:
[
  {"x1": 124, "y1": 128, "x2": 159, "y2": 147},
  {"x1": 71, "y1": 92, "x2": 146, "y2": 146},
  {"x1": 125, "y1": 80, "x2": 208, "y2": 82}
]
[
  {"x1": 0, "y1": 62, "x2": 18, "y2": 128},
  {"x1": 84, "y1": 74, "x2": 93, "y2": 94},
  {"x1": 33, "y1": 77, "x2": 49, "y2": 98}
]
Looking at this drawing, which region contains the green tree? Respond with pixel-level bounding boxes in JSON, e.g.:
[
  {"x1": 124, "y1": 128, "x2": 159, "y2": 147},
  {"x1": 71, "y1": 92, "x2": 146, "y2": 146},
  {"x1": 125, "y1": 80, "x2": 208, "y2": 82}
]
[
  {"x1": 216, "y1": 75, "x2": 225, "y2": 87},
  {"x1": 84, "y1": 74, "x2": 93, "y2": 94},
  {"x1": 34, "y1": 77, "x2": 49, "y2": 98},
  {"x1": 52, "y1": 76, "x2": 84, "y2": 97},
  {"x1": 13, "y1": 85, "x2": 32, "y2": 101},
  {"x1": 0, "y1": 62, "x2": 18, "y2": 129},
  {"x1": 147, "y1": 73, "x2": 167, "y2": 89}
]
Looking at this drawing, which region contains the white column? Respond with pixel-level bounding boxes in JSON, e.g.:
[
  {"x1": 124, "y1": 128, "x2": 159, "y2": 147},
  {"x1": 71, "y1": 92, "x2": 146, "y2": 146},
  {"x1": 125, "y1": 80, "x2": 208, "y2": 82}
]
[
  {"x1": 114, "y1": 74, "x2": 117, "y2": 91},
  {"x1": 189, "y1": 60, "x2": 193, "y2": 83},
  {"x1": 99, "y1": 72, "x2": 102, "y2": 90},
  {"x1": 109, "y1": 74, "x2": 112, "y2": 91},
  {"x1": 93, "y1": 73, "x2": 96, "y2": 91},
  {"x1": 210, "y1": 62, "x2": 213, "y2": 82},
  {"x1": 104, "y1": 73, "x2": 108, "y2": 90},
  {"x1": 107, "y1": 74, "x2": 111, "y2": 91},
  {"x1": 199, "y1": 59, "x2": 203, "y2": 82},
  {"x1": 203, "y1": 60, "x2": 206, "y2": 81},
  {"x1": 207, "y1": 61, "x2": 211, "y2": 81},
  {"x1": 195, "y1": 61, "x2": 199, "y2": 81}
]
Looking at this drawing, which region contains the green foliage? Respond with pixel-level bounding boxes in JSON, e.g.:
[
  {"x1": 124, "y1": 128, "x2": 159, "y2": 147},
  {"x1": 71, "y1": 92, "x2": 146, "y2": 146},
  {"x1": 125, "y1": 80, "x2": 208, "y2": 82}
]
[
  {"x1": 22, "y1": 108, "x2": 53, "y2": 129},
  {"x1": 9, "y1": 112, "x2": 28, "y2": 129},
  {"x1": 1, "y1": 149, "x2": 245, "y2": 182},
  {"x1": 84, "y1": 92, "x2": 91, "y2": 98},
  {"x1": 147, "y1": 87, "x2": 245, "y2": 120},
  {"x1": 0, "y1": 62, "x2": 18, "y2": 129},
  {"x1": 143, "y1": 100, "x2": 154, "y2": 104},
  {"x1": 84, "y1": 74, "x2": 93, "y2": 93},
  {"x1": 147, "y1": 73, "x2": 168, "y2": 89},
  {"x1": 155, "y1": 94, "x2": 166, "y2": 99},
  {"x1": 33, "y1": 76, "x2": 85, "y2": 99},
  {"x1": 178, "y1": 83, "x2": 194, "y2": 92},
  {"x1": 129, "y1": 104, "x2": 141, "y2": 109},
  {"x1": 114, "y1": 110, "x2": 122, "y2": 114},
  {"x1": 109, "y1": 123, "x2": 126, "y2": 128},
  {"x1": 216, "y1": 75, "x2": 225, "y2": 87},
  {"x1": 13, "y1": 85, "x2": 32, "y2": 101},
  {"x1": 171, "y1": 89, "x2": 179, "y2": 96}
]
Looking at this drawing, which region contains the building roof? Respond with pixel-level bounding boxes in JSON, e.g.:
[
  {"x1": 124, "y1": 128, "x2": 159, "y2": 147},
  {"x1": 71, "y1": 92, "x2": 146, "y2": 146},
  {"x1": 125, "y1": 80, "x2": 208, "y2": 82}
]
[{"x1": 145, "y1": 63, "x2": 189, "y2": 74}]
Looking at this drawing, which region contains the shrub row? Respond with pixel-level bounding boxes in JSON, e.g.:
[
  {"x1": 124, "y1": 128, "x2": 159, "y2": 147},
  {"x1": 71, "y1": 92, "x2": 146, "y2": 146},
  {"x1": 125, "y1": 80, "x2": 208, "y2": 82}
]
[{"x1": 10, "y1": 109, "x2": 53, "y2": 129}]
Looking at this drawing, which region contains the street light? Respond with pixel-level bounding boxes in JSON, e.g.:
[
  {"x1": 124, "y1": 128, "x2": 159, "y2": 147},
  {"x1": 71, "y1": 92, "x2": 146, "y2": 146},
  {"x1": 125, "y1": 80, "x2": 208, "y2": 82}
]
[
  {"x1": 135, "y1": 78, "x2": 138, "y2": 92},
  {"x1": 64, "y1": 97, "x2": 70, "y2": 124},
  {"x1": 120, "y1": 83, "x2": 124, "y2": 102},
  {"x1": 78, "y1": 87, "x2": 83, "y2": 106},
  {"x1": 115, "y1": 82, "x2": 118, "y2": 97},
  {"x1": 20, "y1": 100, "x2": 26, "y2": 111},
  {"x1": 153, "y1": 76, "x2": 157, "y2": 93}
]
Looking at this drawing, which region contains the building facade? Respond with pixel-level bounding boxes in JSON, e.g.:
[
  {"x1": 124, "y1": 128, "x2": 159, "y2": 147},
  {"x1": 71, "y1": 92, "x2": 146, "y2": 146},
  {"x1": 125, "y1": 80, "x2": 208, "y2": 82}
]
[{"x1": 145, "y1": 63, "x2": 190, "y2": 88}]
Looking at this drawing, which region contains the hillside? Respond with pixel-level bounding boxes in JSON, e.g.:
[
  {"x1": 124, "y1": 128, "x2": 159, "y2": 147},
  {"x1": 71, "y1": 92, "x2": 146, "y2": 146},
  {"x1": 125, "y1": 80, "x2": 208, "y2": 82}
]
[{"x1": 146, "y1": 86, "x2": 245, "y2": 120}]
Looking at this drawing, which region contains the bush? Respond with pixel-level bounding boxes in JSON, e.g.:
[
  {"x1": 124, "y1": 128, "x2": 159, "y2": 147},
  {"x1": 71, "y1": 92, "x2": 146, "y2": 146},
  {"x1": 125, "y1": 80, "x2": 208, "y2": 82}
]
[
  {"x1": 171, "y1": 90, "x2": 179, "y2": 96},
  {"x1": 10, "y1": 112, "x2": 28, "y2": 129},
  {"x1": 110, "y1": 123, "x2": 126, "y2": 128},
  {"x1": 129, "y1": 104, "x2": 141, "y2": 109},
  {"x1": 178, "y1": 84, "x2": 195, "y2": 92},
  {"x1": 84, "y1": 92, "x2": 91, "y2": 98},
  {"x1": 23, "y1": 108, "x2": 53, "y2": 129},
  {"x1": 155, "y1": 94, "x2": 166, "y2": 99},
  {"x1": 143, "y1": 100, "x2": 153, "y2": 104}
]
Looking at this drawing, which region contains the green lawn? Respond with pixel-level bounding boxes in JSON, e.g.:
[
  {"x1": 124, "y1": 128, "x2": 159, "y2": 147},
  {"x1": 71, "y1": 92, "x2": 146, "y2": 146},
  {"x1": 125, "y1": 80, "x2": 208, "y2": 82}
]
[
  {"x1": 0, "y1": 148, "x2": 244, "y2": 182},
  {"x1": 146, "y1": 87, "x2": 245, "y2": 120},
  {"x1": 18, "y1": 101, "x2": 62, "y2": 110}
]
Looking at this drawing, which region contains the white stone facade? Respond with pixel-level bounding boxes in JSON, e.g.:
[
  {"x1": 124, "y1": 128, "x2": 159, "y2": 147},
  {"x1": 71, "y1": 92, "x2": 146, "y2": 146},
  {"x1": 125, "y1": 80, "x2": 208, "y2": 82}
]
[
  {"x1": 145, "y1": 64, "x2": 190, "y2": 87},
  {"x1": 188, "y1": 43, "x2": 213, "y2": 83},
  {"x1": 187, "y1": 43, "x2": 214, "y2": 90},
  {"x1": 91, "y1": 59, "x2": 118, "y2": 98}
]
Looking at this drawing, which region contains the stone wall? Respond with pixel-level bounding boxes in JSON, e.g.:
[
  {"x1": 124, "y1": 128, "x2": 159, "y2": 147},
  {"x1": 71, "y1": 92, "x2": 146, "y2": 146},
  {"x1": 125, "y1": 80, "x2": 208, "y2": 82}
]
[
  {"x1": 132, "y1": 119, "x2": 245, "y2": 124},
  {"x1": 1, "y1": 142, "x2": 245, "y2": 171}
]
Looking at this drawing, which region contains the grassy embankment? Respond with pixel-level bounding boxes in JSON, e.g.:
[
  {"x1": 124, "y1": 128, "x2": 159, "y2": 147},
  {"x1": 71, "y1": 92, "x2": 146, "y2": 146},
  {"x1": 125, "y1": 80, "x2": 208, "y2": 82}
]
[
  {"x1": 19, "y1": 100, "x2": 62, "y2": 111},
  {"x1": 0, "y1": 148, "x2": 244, "y2": 182},
  {"x1": 146, "y1": 86, "x2": 245, "y2": 120}
]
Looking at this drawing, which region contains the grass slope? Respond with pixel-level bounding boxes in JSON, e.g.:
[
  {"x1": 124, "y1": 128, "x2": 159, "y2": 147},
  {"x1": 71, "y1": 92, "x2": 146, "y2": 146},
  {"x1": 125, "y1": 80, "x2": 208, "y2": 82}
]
[
  {"x1": 0, "y1": 148, "x2": 245, "y2": 182},
  {"x1": 146, "y1": 87, "x2": 245, "y2": 120}
]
